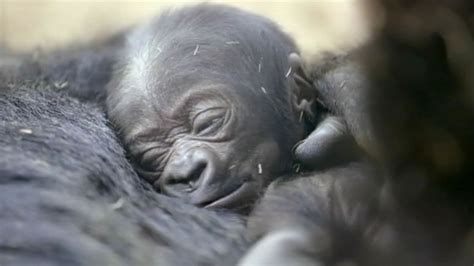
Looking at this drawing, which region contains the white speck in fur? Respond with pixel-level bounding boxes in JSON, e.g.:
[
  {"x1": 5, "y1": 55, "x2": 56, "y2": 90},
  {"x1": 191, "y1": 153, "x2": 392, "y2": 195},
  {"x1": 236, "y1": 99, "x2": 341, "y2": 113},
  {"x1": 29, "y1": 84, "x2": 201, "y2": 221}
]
[{"x1": 193, "y1": 44, "x2": 200, "y2": 56}]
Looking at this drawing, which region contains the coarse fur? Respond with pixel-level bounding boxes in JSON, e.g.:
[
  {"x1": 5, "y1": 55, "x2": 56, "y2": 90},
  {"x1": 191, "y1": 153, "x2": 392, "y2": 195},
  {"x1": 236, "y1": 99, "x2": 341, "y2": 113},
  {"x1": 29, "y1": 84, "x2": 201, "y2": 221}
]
[
  {"x1": 0, "y1": 78, "x2": 249, "y2": 266},
  {"x1": 1, "y1": 34, "x2": 124, "y2": 104}
]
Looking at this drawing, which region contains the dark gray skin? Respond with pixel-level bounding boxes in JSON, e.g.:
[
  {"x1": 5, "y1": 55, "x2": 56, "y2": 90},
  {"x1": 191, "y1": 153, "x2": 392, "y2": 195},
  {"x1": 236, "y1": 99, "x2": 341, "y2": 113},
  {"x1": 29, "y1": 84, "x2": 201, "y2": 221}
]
[
  {"x1": 107, "y1": 4, "x2": 318, "y2": 211},
  {"x1": 241, "y1": 2, "x2": 474, "y2": 265},
  {"x1": 289, "y1": 53, "x2": 367, "y2": 170}
]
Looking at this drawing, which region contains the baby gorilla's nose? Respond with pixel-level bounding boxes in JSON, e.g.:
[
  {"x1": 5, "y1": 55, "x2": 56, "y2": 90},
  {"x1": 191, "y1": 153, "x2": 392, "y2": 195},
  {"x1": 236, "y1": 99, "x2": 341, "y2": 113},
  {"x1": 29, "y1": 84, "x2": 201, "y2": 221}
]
[{"x1": 159, "y1": 148, "x2": 215, "y2": 199}]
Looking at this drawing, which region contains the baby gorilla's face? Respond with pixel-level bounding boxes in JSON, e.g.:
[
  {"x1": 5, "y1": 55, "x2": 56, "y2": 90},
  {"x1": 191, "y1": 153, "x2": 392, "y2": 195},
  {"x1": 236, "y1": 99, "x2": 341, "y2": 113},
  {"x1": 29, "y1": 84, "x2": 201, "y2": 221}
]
[{"x1": 117, "y1": 84, "x2": 296, "y2": 211}]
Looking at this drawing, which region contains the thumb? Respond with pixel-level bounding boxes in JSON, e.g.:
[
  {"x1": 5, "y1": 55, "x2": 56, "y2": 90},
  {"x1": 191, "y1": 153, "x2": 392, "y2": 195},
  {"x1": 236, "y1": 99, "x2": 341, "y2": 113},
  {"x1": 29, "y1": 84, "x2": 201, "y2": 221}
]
[{"x1": 293, "y1": 116, "x2": 360, "y2": 170}]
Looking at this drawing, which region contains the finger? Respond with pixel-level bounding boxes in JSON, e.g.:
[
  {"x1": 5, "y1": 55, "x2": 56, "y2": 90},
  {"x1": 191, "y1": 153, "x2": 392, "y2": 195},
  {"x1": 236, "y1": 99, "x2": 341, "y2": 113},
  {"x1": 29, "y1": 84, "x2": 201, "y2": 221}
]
[
  {"x1": 293, "y1": 116, "x2": 360, "y2": 170},
  {"x1": 238, "y1": 228, "x2": 325, "y2": 266}
]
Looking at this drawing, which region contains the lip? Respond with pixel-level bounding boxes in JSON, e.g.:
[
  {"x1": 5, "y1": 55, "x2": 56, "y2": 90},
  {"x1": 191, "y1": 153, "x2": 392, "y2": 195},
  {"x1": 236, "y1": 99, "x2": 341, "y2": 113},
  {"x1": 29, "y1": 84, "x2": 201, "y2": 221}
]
[{"x1": 204, "y1": 181, "x2": 258, "y2": 209}]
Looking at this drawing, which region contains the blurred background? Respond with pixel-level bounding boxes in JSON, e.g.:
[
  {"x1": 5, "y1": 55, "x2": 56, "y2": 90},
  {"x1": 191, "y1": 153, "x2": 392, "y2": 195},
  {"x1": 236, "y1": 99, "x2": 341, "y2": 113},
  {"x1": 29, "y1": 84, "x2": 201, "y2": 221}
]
[{"x1": 0, "y1": 0, "x2": 374, "y2": 58}]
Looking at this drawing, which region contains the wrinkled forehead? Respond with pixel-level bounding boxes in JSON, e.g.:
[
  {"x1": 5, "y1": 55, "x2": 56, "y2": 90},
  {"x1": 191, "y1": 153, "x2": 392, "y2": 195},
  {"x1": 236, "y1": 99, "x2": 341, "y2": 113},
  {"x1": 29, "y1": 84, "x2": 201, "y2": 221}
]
[
  {"x1": 153, "y1": 83, "x2": 240, "y2": 115},
  {"x1": 122, "y1": 79, "x2": 249, "y2": 127},
  {"x1": 124, "y1": 64, "x2": 241, "y2": 108},
  {"x1": 148, "y1": 76, "x2": 259, "y2": 113},
  {"x1": 118, "y1": 83, "x2": 242, "y2": 142},
  {"x1": 114, "y1": 58, "x2": 274, "y2": 141}
]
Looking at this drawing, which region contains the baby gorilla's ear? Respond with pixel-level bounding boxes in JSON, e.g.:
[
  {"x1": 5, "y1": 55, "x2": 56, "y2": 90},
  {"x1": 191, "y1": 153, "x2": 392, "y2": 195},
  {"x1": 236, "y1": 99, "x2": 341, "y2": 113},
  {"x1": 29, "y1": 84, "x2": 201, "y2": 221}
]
[{"x1": 288, "y1": 53, "x2": 317, "y2": 123}]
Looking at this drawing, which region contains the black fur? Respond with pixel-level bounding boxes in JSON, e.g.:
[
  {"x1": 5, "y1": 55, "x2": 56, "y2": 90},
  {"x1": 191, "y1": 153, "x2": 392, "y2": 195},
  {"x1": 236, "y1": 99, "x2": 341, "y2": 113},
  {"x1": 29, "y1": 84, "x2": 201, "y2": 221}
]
[
  {"x1": 0, "y1": 78, "x2": 249, "y2": 265},
  {"x1": 1, "y1": 34, "x2": 124, "y2": 104}
]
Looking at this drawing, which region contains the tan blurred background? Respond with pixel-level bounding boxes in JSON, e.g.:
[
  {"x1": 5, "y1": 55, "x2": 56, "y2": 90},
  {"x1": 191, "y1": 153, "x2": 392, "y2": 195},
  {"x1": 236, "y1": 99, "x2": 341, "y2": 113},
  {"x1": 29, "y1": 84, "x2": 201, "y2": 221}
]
[{"x1": 0, "y1": 0, "x2": 374, "y2": 58}]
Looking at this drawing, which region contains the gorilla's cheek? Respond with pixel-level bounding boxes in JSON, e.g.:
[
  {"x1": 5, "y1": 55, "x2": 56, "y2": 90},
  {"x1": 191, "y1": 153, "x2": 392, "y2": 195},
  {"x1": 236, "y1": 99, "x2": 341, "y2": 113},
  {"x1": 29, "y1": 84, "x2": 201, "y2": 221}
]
[
  {"x1": 233, "y1": 139, "x2": 285, "y2": 190},
  {"x1": 204, "y1": 140, "x2": 284, "y2": 210}
]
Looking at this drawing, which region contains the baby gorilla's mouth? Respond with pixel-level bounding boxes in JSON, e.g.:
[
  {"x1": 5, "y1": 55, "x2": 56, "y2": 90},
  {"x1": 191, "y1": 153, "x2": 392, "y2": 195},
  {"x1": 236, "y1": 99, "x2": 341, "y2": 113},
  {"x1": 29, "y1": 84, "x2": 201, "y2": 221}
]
[{"x1": 202, "y1": 181, "x2": 258, "y2": 210}]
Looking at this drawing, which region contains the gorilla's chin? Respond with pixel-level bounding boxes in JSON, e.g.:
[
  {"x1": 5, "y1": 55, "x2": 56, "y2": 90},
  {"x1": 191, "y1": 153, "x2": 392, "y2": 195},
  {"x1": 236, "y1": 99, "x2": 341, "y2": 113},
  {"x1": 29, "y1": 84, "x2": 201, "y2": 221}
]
[{"x1": 204, "y1": 182, "x2": 259, "y2": 211}]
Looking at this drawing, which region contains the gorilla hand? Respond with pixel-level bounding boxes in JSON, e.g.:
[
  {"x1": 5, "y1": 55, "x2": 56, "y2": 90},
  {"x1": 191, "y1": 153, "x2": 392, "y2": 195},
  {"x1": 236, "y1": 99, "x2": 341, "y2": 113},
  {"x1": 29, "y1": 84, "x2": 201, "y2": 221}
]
[
  {"x1": 238, "y1": 228, "x2": 326, "y2": 266},
  {"x1": 293, "y1": 116, "x2": 361, "y2": 170},
  {"x1": 288, "y1": 53, "x2": 373, "y2": 171}
]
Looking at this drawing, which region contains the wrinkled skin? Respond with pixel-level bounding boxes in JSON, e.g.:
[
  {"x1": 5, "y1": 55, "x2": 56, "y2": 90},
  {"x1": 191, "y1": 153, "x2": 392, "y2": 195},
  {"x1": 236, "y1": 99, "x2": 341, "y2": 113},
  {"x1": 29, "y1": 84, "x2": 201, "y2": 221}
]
[{"x1": 107, "y1": 4, "x2": 317, "y2": 211}]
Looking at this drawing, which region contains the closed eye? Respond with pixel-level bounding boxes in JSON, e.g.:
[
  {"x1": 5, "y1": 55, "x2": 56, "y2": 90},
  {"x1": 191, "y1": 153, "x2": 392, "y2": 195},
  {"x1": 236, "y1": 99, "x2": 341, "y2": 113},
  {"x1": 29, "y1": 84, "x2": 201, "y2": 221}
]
[
  {"x1": 135, "y1": 167, "x2": 162, "y2": 183},
  {"x1": 139, "y1": 147, "x2": 169, "y2": 172},
  {"x1": 192, "y1": 108, "x2": 227, "y2": 136},
  {"x1": 194, "y1": 116, "x2": 225, "y2": 136}
]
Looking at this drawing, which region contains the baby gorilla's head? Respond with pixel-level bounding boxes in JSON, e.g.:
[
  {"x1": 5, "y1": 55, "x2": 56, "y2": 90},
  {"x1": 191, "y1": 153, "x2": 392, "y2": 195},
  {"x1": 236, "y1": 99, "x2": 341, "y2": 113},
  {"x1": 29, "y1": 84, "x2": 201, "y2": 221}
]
[{"x1": 107, "y1": 4, "x2": 316, "y2": 211}]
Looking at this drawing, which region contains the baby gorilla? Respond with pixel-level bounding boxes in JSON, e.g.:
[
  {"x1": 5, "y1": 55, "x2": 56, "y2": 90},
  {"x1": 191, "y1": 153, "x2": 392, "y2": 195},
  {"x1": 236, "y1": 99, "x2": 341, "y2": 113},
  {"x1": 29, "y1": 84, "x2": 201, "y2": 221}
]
[{"x1": 107, "y1": 4, "x2": 317, "y2": 210}]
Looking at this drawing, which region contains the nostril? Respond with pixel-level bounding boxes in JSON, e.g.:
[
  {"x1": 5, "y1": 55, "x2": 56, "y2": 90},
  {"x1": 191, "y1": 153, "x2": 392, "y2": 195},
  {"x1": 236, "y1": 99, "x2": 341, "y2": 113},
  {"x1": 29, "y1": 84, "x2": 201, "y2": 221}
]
[
  {"x1": 166, "y1": 161, "x2": 206, "y2": 184},
  {"x1": 187, "y1": 162, "x2": 206, "y2": 184},
  {"x1": 161, "y1": 160, "x2": 207, "y2": 196}
]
